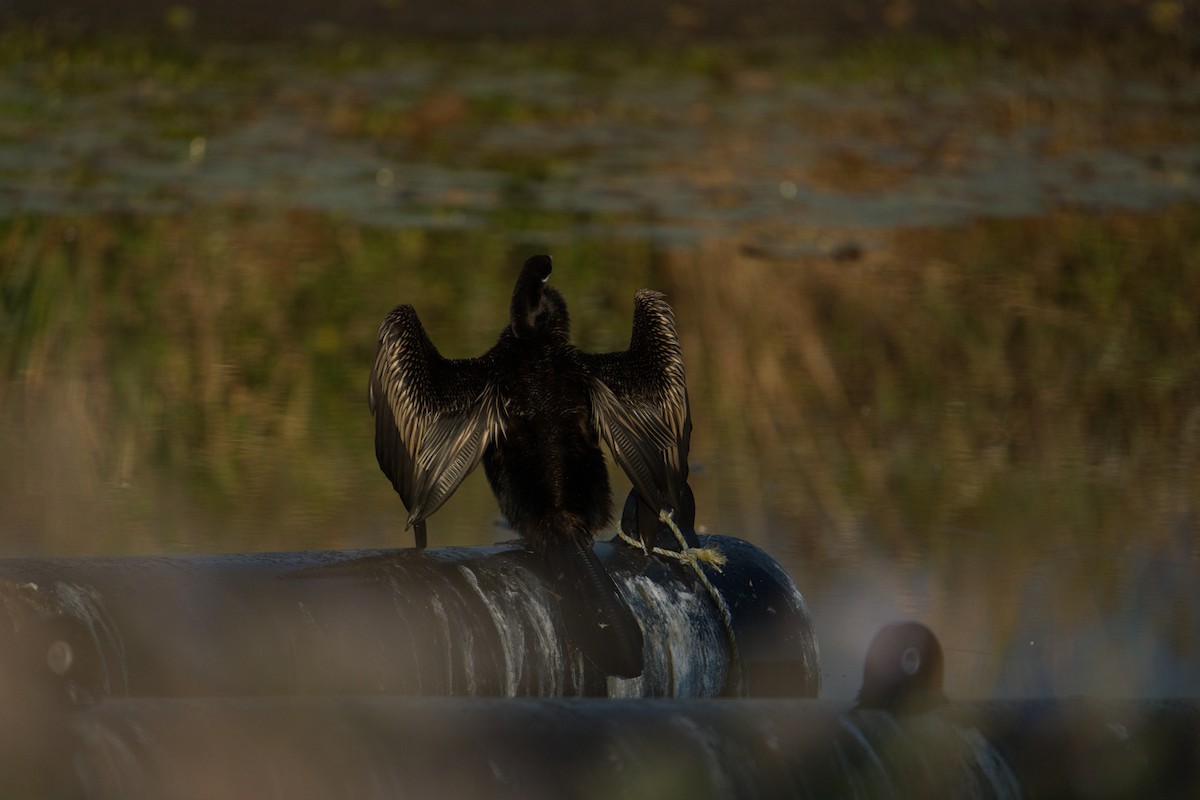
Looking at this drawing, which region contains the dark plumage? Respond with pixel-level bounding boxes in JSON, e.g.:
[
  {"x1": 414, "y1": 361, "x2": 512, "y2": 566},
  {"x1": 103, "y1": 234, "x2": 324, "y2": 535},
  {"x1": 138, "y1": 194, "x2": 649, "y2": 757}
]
[{"x1": 368, "y1": 254, "x2": 692, "y2": 678}]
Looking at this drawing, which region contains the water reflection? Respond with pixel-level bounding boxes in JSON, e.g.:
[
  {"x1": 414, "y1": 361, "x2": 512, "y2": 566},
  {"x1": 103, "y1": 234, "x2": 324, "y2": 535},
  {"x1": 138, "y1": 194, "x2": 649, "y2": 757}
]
[{"x1": 0, "y1": 36, "x2": 1198, "y2": 702}]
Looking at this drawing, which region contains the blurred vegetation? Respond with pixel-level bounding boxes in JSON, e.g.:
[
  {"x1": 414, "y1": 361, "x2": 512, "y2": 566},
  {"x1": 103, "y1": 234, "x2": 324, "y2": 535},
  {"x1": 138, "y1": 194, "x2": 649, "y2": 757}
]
[
  {"x1": 2, "y1": 205, "x2": 1198, "y2": 563},
  {"x1": 2, "y1": 23, "x2": 1196, "y2": 147},
  {"x1": 672, "y1": 211, "x2": 1200, "y2": 555},
  {"x1": 0, "y1": 24, "x2": 1197, "y2": 571}
]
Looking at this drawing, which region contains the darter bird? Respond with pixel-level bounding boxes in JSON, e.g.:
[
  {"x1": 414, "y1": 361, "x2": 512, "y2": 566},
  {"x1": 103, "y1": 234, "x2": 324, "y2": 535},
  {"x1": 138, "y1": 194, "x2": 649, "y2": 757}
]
[{"x1": 369, "y1": 254, "x2": 693, "y2": 678}]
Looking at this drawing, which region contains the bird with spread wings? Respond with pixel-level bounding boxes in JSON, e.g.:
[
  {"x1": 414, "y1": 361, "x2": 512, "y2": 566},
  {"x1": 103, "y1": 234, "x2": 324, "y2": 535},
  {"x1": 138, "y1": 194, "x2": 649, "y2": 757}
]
[{"x1": 368, "y1": 254, "x2": 693, "y2": 678}]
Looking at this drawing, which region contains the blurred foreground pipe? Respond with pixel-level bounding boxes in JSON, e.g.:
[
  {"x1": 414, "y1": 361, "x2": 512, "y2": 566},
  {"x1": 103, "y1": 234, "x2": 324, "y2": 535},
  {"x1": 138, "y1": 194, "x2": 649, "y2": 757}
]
[
  {"x1": 62, "y1": 697, "x2": 1200, "y2": 800},
  {"x1": 0, "y1": 535, "x2": 818, "y2": 700}
]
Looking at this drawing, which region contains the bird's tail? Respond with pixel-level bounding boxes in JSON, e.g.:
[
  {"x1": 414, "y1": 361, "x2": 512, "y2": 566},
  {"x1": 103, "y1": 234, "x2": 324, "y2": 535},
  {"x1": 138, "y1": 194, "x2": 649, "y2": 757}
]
[{"x1": 546, "y1": 539, "x2": 645, "y2": 679}]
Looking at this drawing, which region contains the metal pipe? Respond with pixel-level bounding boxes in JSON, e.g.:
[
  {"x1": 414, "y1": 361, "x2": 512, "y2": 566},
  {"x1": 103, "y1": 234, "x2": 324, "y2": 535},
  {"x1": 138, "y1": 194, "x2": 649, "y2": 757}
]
[
  {"x1": 55, "y1": 696, "x2": 1200, "y2": 800},
  {"x1": 0, "y1": 535, "x2": 819, "y2": 701}
]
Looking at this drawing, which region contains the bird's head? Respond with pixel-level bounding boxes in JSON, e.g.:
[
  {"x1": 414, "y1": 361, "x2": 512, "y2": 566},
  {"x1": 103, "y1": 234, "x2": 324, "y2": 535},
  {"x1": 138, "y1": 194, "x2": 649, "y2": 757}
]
[{"x1": 510, "y1": 254, "x2": 569, "y2": 339}]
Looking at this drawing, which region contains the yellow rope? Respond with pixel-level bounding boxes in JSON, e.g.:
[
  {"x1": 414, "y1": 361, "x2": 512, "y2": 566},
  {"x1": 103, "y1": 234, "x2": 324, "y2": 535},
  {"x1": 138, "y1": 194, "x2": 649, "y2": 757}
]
[{"x1": 617, "y1": 509, "x2": 743, "y2": 687}]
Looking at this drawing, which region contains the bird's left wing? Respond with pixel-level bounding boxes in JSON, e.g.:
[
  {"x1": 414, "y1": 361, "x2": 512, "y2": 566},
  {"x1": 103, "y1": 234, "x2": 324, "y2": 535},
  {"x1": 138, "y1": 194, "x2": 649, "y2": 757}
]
[
  {"x1": 369, "y1": 304, "x2": 504, "y2": 530},
  {"x1": 581, "y1": 289, "x2": 691, "y2": 519}
]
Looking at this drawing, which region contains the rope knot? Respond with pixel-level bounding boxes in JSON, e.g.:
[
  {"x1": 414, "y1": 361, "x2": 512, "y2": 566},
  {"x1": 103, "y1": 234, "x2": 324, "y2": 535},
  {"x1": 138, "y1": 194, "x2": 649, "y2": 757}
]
[{"x1": 616, "y1": 507, "x2": 742, "y2": 686}]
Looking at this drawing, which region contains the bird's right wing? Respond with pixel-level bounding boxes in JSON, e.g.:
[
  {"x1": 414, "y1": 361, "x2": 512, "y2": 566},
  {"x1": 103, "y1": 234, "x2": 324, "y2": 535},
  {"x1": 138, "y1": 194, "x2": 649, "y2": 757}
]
[
  {"x1": 369, "y1": 305, "x2": 505, "y2": 529},
  {"x1": 581, "y1": 289, "x2": 691, "y2": 518}
]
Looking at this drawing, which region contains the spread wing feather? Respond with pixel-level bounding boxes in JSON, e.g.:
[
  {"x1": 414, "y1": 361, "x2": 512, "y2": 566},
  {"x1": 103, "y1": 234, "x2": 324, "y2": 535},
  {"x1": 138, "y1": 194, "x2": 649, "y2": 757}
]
[
  {"x1": 369, "y1": 304, "x2": 504, "y2": 530},
  {"x1": 581, "y1": 289, "x2": 690, "y2": 517}
]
